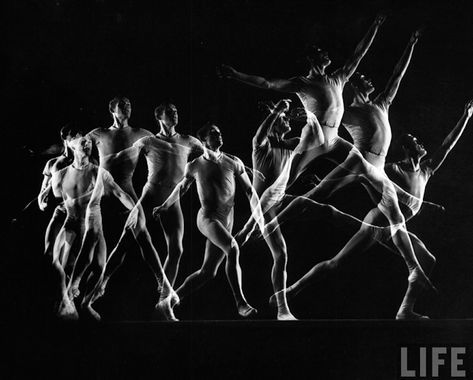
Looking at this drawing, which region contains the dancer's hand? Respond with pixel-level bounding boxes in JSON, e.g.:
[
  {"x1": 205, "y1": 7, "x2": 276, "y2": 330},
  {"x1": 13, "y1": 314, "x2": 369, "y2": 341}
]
[
  {"x1": 409, "y1": 29, "x2": 422, "y2": 45},
  {"x1": 217, "y1": 64, "x2": 237, "y2": 79},
  {"x1": 464, "y1": 99, "x2": 473, "y2": 118},
  {"x1": 152, "y1": 205, "x2": 164, "y2": 220},
  {"x1": 274, "y1": 99, "x2": 291, "y2": 113},
  {"x1": 374, "y1": 13, "x2": 386, "y2": 26}
]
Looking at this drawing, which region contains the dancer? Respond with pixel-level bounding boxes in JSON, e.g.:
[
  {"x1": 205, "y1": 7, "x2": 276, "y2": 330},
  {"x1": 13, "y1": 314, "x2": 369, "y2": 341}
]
[
  {"x1": 38, "y1": 125, "x2": 75, "y2": 268},
  {"x1": 244, "y1": 99, "x2": 299, "y2": 320},
  {"x1": 281, "y1": 99, "x2": 473, "y2": 319},
  {"x1": 150, "y1": 103, "x2": 203, "y2": 285},
  {"x1": 153, "y1": 123, "x2": 262, "y2": 318},
  {"x1": 218, "y1": 14, "x2": 385, "y2": 185},
  {"x1": 52, "y1": 134, "x2": 137, "y2": 320},
  {"x1": 86, "y1": 97, "x2": 178, "y2": 320},
  {"x1": 262, "y1": 30, "x2": 434, "y2": 298}
]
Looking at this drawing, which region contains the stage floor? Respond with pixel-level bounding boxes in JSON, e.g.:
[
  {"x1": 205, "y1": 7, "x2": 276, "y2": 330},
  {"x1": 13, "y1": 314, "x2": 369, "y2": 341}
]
[{"x1": 6, "y1": 319, "x2": 473, "y2": 379}]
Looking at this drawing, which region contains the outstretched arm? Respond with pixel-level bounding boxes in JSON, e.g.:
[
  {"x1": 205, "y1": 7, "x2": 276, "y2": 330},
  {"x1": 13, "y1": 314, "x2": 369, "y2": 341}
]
[
  {"x1": 376, "y1": 30, "x2": 420, "y2": 106},
  {"x1": 340, "y1": 14, "x2": 385, "y2": 79},
  {"x1": 153, "y1": 166, "x2": 195, "y2": 218},
  {"x1": 108, "y1": 180, "x2": 136, "y2": 211},
  {"x1": 218, "y1": 64, "x2": 301, "y2": 93},
  {"x1": 425, "y1": 99, "x2": 473, "y2": 173},
  {"x1": 254, "y1": 99, "x2": 291, "y2": 146}
]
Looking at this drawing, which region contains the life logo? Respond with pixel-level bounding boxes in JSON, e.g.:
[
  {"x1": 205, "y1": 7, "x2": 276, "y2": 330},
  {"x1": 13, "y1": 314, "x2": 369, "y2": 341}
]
[{"x1": 399, "y1": 345, "x2": 470, "y2": 379}]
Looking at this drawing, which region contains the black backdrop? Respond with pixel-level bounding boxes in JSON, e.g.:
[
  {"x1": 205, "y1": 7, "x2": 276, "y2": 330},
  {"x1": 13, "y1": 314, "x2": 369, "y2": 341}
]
[{"x1": 3, "y1": 0, "x2": 473, "y2": 322}]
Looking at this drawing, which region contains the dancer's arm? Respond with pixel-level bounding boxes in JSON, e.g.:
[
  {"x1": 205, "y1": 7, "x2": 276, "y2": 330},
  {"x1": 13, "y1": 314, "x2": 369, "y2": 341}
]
[
  {"x1": 424, "y1": 99, "x2": 473, "y2": 174},
  {"x1": 339, "y1": 14, "x2": 385, "y2": 79},
  {"x1": 376, "y1": 30, "x2": 420, "y2": 106},
  {"x1": 218, "y1": 64, "x2": 301, "y2": 93},
  {"x1": 254, "y1": 100, "x2": 291, "y2": 146},
  {"x1": 153, "y1": 165, "x2": 195, "y2": 217},
  {"x1": 38, "y1": 161, "x2": 53, "y2": 210}
]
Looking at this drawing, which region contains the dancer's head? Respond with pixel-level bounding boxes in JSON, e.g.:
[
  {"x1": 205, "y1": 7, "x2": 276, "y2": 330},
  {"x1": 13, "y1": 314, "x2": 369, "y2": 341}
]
[
  {"x1": 155, "y1": 102, "x2": 178, "y2": 128},
  {"x1": 350, "y1": 72, "x2": 375, "y2": 96},
  {"x1": 400, "y1": 134, "x2": 427, "y2": 159},
  {"x1": 305, "y1": 45, "x2": 331, "y2": 69},
  {"x1": 60, "y1": 122, "x2": 84, "y2": 153},
  {"x1": 68, "y1": 133, "x2": 93, "y2": 158},
  {"x1": 197, "y1": 123, "x2": 223, "y2": 151},
  {"x1": 271, "y1": 111, "x2": 291, "y2": 137},
  {"x1": 109, "y1": 97, "x2": 132, "y2": 121}
]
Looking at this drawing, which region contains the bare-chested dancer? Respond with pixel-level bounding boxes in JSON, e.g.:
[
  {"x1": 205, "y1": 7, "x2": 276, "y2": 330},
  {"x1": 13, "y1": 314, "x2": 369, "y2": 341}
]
[
  {"x1": 86, "y1": 97, "x2": 177, "y2": 320},
  {"x1": 280, "y1": 100, "x2": 473, "y2": 319},
  {"x1": 38, "y1": 125, "x2": 75, "y2": 268},
  {"x1": 52, "y1": 134, "x2": 137, "y2": 320},
  {"x1": 261, "y1": 30, "x2": 434, "y2": 297},
  {"x1": 152, "y1": 123, "x2": 262, "y2": 318},
  {"x1": 240, "y1": 99, "x2": 299, "y2": 320}
]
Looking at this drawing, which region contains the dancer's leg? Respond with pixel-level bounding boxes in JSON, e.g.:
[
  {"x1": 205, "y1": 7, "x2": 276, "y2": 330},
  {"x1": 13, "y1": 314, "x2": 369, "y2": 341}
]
[{"x1": 160, "y1": 201, "x2": 185, "y2": 287}]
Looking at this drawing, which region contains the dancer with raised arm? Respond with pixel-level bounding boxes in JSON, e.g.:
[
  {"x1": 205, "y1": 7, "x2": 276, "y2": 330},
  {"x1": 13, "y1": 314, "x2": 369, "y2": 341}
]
[
  {"x1": 281, "y1": 99, "x2": 473, "y2": 319},
  {"x1": 52, "y1": 134, "x2": 137, "y2": 320},
  {"x1": 86, "y1": 97, "x2": 177, "y2": 320},
  {"x1": 153, "y1": 123, "x2": 262, "y2": 318},
  {"x1": 219, "y1": 14, "x2": 385, "y2": 185},
  {"x1": 242, "y1": 99, "x2": 299, "y2": 320},
  {"x1": 263, "y1": 30, "x2": 434, "y2": 297}
]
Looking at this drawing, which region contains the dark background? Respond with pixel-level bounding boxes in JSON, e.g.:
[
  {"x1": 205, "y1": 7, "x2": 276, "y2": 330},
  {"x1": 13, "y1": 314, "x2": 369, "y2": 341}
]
[{"x1": 3, "y1": 0, "x2": 473, "y2": 322}]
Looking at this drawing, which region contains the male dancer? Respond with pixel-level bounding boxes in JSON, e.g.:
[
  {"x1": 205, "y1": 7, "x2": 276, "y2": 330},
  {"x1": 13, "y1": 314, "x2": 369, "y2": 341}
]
[
  {"x1": 261, "y1": 30, "x2": 433, "y2": 293},
  {"x1": 87, "y1": 97, "x2": 177, "y2": 320},
  {"x1": 38, "y1": 125, "x2": 75, "y2": 267},
  {"x1": 246, "y1": 99, "x2": 299, "y2": 320},
  {"x1": 151, "y1": 103, "x2": 203, "y2": 285},
  {"x1": 218, "y1": 14, "x2": 385, "y2": 185},
  {"x1": 90, "y1": 103, "x2": 203, "y2": 311},
  {"x1": 153, "y1": 123, "x2": 262, "y2": 318},
  {"x1": 52, "y1": 134, "x2": 137, "y2": 320},
  {"x1": 280, "y1": 99, "x2": 473, "y2": 319}
]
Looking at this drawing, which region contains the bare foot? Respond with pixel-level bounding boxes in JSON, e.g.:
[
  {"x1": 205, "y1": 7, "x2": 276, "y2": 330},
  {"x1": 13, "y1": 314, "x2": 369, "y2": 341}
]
[
  {"x1": 68, "y1": 285, "x2": 80, "y2": 300},
  {"x1": 277, "y1": 311, "x2": 297, "y2": 321},
  {"x1": 396, "y1": 310, "x2": 430, "y2": 320},
  {"x1": 81, "y1": 304, "x2": 101, "y2": 322},
  {"x1": 238, "y1": 304, "x2": 258, "y2": 318},
  {"x1": 57, "y1": 296, "x2": 79, "y2": 320},
  {"x1": 154, "y1": 292, "x2": 180, "y2": 321}
]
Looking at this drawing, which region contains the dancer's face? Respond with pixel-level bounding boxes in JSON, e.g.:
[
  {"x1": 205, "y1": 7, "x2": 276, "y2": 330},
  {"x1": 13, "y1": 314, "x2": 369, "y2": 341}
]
[
  {"x1": 204, "y1": 125, "x2": 223, "y2": 150},
  {"x1": 69, "y1": 135, "x2": 92, "y2": 156},
  {"x1": 307, "y1": 46, "x2": 331, "y2": 68},
  {"x1": 354, "y1": 74, "x2": 375, "y2": 95},
  {"x1": 158, "y1": 104, "x2": 179, "y2": 128},
  {"x1": 112, "y1": 100, "x2": 132, "y2": 121},
  {"x1": 403, "y1": 134, "x2": 427, "y2": 159}
]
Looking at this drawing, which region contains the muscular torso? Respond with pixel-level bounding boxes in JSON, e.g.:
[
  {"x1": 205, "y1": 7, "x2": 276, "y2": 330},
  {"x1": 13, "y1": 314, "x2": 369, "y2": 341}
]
[
  {"x1": 138, "y1": 133, "x2": 202, "y2": 198},
  {"x1": 88, "y1": 126, "x2": 153, "y2": 197},
  {"x1": 252, "y1": 137, "x2": 298, "y2": 195},
  {"x1": 385, "y1": 161, "x2": 433, "y2": 219},
  {"x1": 295, "y1": 73, "x2": 346, "y2": 143},
  {"x1": 190, "y1": 154, "x2": 244, "y2": 212},
  {"x1": 53, "y1": 164, "x2": 99, "y2": 219},
  {"x1": 343, "y1": 101, "x2": 391, "y2": 159}
]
